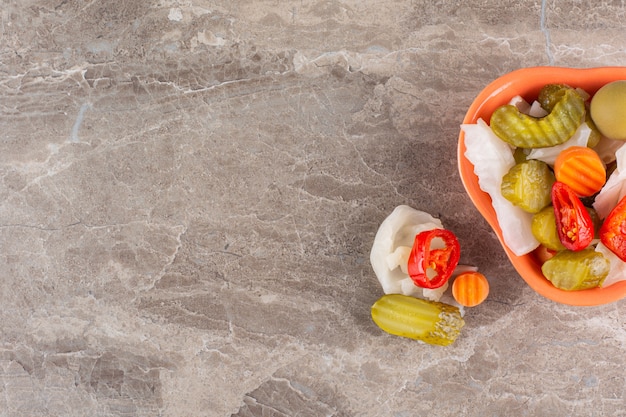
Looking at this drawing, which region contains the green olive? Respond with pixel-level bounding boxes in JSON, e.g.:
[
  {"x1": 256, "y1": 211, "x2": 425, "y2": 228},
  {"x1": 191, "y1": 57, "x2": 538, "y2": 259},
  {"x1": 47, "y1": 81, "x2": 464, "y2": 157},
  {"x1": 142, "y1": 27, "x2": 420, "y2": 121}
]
[{"x1": 590, "y1": 80, "x2": 626, "y2": 141}]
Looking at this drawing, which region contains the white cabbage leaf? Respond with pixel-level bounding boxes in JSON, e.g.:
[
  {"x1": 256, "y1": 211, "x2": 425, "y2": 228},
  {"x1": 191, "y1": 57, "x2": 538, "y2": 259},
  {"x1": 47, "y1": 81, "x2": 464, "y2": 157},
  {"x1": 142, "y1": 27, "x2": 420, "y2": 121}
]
[
  {"x1": 370, "y1": 205, "x2": 444, "y2": 297},
  {"x1": 593, "y1": 142, "x2": 626, "y2": 220},
  {"x1": 595, "y1": 242, "x2": 626, "y2": 288},
  {"x1": 370, "y1": 205, "x2": 475, "y2": 305},
  {"x1": 462, "y1": 119, "x2": 540, "y2": 256},
  {"x1": 527, "y1": 122, "x2": 592, "y2": 166}
]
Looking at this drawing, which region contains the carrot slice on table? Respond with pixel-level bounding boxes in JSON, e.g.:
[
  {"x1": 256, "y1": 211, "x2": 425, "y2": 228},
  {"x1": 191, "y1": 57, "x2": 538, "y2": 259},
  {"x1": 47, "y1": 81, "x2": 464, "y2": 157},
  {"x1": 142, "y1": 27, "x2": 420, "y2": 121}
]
[
  {"x1": 452, "y1": 272, "x2": 490, "y2": 307},
  {"x1": 553, "y1": 146, "x2": 606, "y2": 197}
]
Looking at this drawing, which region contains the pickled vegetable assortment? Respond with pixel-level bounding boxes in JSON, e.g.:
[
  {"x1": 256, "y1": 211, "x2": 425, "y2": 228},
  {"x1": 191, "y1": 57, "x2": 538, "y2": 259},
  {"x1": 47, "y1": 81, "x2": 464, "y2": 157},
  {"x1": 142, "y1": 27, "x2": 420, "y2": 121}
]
[
  {"x1": 369, "y1": 206, "x2": 490, "y2": 346},
  {"x1": 463, "y1": 80, "x2": 626, "y2": 292}
]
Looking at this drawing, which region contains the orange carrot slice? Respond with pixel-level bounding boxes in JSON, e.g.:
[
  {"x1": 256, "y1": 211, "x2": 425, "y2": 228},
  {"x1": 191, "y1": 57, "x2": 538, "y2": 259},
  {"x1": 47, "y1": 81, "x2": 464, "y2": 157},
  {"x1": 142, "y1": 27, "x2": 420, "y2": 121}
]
[
  {"x1": 452, "y1": 272, "x2": 490, "y2": 307},
  {"x1": 553, "y1": 146, "x2": 606, "y2": 197}
]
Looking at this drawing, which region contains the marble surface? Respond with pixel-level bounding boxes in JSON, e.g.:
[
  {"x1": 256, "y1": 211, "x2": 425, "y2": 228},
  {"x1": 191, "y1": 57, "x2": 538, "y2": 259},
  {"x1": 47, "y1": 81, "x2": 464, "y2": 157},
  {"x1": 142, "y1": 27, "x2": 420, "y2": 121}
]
[{"x1": 2, "y1": 1, "x2": 626, "y2": 416}]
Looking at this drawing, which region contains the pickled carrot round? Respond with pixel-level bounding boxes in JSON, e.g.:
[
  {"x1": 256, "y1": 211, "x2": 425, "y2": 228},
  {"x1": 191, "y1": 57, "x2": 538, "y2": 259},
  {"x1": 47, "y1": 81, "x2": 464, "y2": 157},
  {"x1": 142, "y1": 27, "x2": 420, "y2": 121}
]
[
  {"x1": 452, "y1": 272, "x2": 490, "y2": 307},
  {"x1": 553, "y1": 146, "x2": 606, "y2": 197}
]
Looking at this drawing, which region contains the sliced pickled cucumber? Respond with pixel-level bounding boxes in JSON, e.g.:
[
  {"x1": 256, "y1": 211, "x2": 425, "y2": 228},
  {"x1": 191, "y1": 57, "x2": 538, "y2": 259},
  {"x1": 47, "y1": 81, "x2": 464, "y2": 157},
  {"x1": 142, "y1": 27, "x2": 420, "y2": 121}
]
[
  {"x1": 490, "y1": 85, "x2": 586, "y2": 148},
  {"x1": 546, "y1": 86, "x2": 601, "y2": 148},
  {"x1": 513, "y1": 147, "x2": 529, "y2": 164},
  {"x1": 531, "y1": 206, "x2": 566, "y2": 251},
  {"x1": 371, "y1": 294, "x2": 464, "y2": 346},
  {"x1": 501, "y1": 159, "x2": 555, "y2": 213},
  {"x1": 538, "y1": 83, "x2": 571, "y2": 112},
  {"x1": 541, "y1": 249, "x2": 609, "y2": 291},
  {"x1": 585, "y1": 112, "x2": 602, "y2": 148}
]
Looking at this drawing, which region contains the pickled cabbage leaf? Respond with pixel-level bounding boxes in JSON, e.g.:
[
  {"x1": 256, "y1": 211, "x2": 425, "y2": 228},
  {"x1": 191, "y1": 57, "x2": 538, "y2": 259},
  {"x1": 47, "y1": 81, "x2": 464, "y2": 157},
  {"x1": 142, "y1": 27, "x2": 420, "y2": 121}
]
[
  {"x1": 527, "y1": 122, "x2": 592, "y2": 166},
  {"x1": 370, "y1": 205, "x2": 474, "y2": 307},
  {"x1": 370, "y1": 205, "x2": 444, "y2": 297},
  {"x1": 593, "y1": 142, "x2": 626, "y2": 219},
  {"x1": 462, "y1": 119, "x2": 540, "y2": 256},
  {"x1": 595, "y1": 242, "x2": 626, "y2": 288},
  {"x1": 594, "y1": 135, "x2": 624, "y2": 165}
]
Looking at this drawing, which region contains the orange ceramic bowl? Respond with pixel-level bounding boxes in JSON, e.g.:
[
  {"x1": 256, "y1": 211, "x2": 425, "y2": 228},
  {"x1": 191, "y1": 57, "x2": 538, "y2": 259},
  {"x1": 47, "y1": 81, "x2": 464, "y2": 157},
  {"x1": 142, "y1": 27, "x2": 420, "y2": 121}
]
[{"x1": 458, "y1": 66, "x2": 626, "y2": 306}]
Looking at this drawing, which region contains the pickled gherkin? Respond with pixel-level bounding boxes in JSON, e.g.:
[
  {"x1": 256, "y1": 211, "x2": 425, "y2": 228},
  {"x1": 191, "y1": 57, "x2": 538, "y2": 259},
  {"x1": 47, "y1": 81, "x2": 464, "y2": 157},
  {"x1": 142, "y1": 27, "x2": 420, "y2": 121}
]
[
  {"x1": 538, "y1": 84, "x2": 602, "y2": 147},
  {"x1": 538, "y1": 83, "x2": 571, "y2": 112},
  {"x1": 531, "y1": 206, "x2": 566, "y2": 251},
  {"x1": 501, "y1": 159, "x2": 555, "y2": 213},
  {"x1": 371, "y1": 294, "x2": 464, "y2": 346},
  {"x1": 490, "y1": 84, "x2": 586, "y2": 148},
  {"x1": 585, "y1": 112, "x2": 602, "y2": 148},
  {"x1": 541, "y1": 249, "x2": 609, "y2": 291},
  {"x1": 513, "y1": 147, "x2": 529, "y2": 164}
]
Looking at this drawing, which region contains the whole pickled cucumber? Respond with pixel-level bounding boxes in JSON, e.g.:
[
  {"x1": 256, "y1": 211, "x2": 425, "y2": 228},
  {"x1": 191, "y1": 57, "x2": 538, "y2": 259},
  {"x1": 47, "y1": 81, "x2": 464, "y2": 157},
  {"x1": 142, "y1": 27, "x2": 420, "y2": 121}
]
[
  {"x1": 531, "y1": 206, "x2": 566, "y2": 251},
  {"x1": 501, "y1": 159, "x2": 555, "y2": 213},
  {"x1": 541, "y1": 249, "x2": 609, "y2": 291},
  {"x1": 371, "y1": 294, "x2": 464, "y2": 346},
  {"x1": 490, "y1": 85, "x2": 586, "y2": 148}
]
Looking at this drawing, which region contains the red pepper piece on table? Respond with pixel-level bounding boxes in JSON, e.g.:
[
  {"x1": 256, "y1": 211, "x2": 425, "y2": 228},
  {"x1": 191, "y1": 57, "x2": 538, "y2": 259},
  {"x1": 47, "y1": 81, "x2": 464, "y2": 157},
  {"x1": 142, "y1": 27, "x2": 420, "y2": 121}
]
[
  {"x1": 600, "y1": 194, "x2": 626, "y2": 261},
  {"x1": 407, "y1": 228, "x2": 461, "y2": 289},
  {"x1": 552, "y1": 181, "x2": 594, "y2": 251}
]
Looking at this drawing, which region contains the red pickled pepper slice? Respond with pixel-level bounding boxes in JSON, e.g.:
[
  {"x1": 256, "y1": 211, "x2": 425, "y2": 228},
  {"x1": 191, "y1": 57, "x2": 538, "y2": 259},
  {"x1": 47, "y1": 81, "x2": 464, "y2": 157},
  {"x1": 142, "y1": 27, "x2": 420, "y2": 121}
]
[
  {"x1": 552, "y1": 181, "x2": 594, "y2": 251},
  {"x1": 407, "y1": 228, "x2": 461, "y2": 289},
  {"x1": 600, "y1": 194, "x2": 626, "y2": 261}
]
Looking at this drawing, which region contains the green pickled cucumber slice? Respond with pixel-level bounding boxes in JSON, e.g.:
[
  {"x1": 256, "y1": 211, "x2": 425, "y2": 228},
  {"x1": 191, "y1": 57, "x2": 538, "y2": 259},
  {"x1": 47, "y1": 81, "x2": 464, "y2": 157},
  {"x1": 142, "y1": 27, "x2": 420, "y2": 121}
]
[
  {"x1": 585, "y1": 111, "x2": 602, "y2": 148},
  {"x1": 531, "y1": 206, "x2": 566, "y2": 251},
  {"x1": 501, "y1": 159, "x2": 555, "y2": 213},
  {"x1": 538, "y1": 84, "x2": 601, "y2": 148},
  {"x1": 538, "y1": 83, "x2": 571, "y2": 112},
  {"x1": 490, "y1": 85, "x2": 586, "y2": 148},
  {"x1": 371, "y1": 294, "x2": 464, "y2": 346},
  {"x1": 513, "y1": 147, "x2": 529, "y2": 164},
  {"x1": 541, "y1": 249, "x2": 609, "y2": 291}
]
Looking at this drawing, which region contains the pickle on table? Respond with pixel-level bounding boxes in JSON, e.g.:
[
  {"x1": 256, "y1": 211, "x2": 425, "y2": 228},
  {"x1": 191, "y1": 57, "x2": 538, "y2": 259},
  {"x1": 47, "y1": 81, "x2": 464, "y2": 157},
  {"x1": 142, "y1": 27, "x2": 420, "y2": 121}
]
[
  {"x1": 541, "y1": 249, "x2": 609, "y2": 291},
  {"x1": 371, "y1": 294, "x2": 464, "y2": 346},
  {"x1": 490, "y1": 84, "x2": 586, "y2": 148},
  {"x1": 531, "y1": 206, "x2": 566, "y2": 251},
  {"x1": 501, "y1": 159, "x2": 555, "y2": 213}
]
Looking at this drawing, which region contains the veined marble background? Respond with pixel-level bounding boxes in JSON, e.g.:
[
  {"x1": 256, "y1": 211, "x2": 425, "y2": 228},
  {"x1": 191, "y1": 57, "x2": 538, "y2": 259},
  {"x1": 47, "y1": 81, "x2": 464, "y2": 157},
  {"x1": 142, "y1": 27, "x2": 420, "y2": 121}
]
[{"x1": 1, "y1": 1, "x2": 626, "y2": 416}]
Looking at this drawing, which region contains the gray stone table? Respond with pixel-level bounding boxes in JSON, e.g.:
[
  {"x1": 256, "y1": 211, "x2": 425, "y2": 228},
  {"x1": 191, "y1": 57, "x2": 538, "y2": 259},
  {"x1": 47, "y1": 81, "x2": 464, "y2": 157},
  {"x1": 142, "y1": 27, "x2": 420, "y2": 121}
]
[{"x1": 1, "y1": 1, "x2": 625, "y2": 416}]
